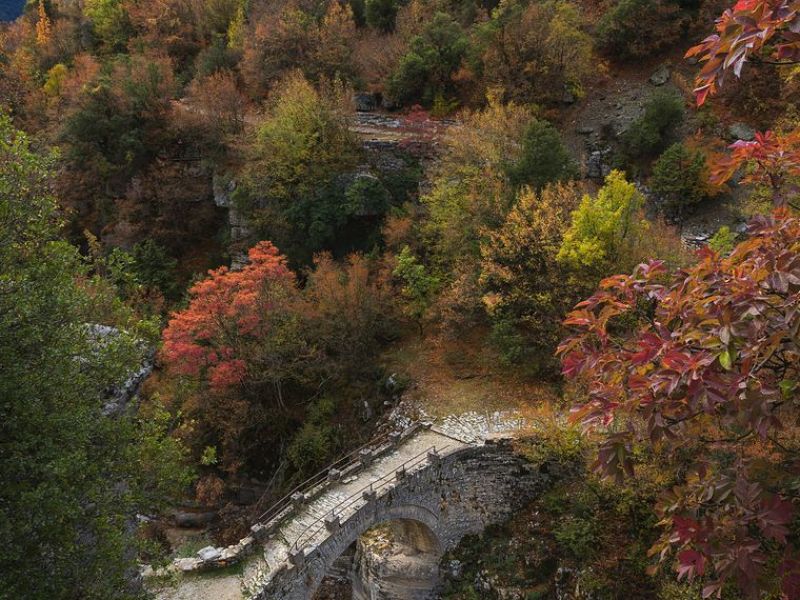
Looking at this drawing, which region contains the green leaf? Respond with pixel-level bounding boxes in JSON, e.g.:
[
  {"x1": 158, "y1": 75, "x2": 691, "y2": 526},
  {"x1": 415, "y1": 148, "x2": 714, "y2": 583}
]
[
  {"x1": 719, "y1": 348, "x2": 734, "y2": 370},
  {"x1": 780, "y1": 379, "x2": 797, "y2": 398}
]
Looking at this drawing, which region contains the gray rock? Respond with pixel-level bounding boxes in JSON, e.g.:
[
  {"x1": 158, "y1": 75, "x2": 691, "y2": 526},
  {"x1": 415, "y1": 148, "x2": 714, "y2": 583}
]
[
  {"x1": 682, "y1": 232, "x2": 712, "y2": 248},
  {"x1": 576, "y1": 125, "x2": 594, "y2": 135},
  {"x1": 212, "y1": 175, "x2": 235, "y2": 208},
  {"x1": 586, "y1": 148, "x2": 612, "y2": 180},
  {"x1": 174, "y1": 557, "x2": 202, "y2": 572},
  {"x1": 354, "y1": 92, "x2": 377, "y2": 112},
  {"x1": 197, "y1": 546, "x2": 222, "y2": 562},
  {"x1": 361, "y1": 400, "x2": 373, "y2": 422},
  {"x1": 83, "y1": 325, "x2": 153, "y2": 416},
  {"x1": 728, "y1": 122, "x2": 756, "y2": 141},
  {"x1": 649, "y1": 64, "x2": 671, "y2": 86},
  {"x1": 475, "y1": 571, "x2": 492, "y2": 593},
  {"x1": 447, "y1": 559, "x2": 463, "y2": 580},
  {"x1": 561, "y1": 88, "x2": 576, "y2": 105}
]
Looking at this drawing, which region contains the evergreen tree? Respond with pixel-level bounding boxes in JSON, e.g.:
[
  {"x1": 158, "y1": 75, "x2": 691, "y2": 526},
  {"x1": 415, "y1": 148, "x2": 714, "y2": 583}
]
[
  {"x1": 0, "y1": 114, "x2": 190, "y2": 600},
  {"x1": 650, "y1": 142, "x2": 708, "y2": 220},
  {"x1": 508, "y1": 119, "x2": 577, "y2": 191}
]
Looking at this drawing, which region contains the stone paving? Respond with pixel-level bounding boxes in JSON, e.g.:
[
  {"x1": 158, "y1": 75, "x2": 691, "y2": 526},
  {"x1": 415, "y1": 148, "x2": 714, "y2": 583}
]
[{"x1": 434, "y1": 411, "x2": 526, "y2": 444}]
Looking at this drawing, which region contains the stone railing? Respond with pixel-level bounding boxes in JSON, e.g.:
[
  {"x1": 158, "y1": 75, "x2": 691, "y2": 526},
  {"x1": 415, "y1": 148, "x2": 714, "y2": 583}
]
[{"x1": 145, "y1": 421, "x2": 432, "y2": 576}]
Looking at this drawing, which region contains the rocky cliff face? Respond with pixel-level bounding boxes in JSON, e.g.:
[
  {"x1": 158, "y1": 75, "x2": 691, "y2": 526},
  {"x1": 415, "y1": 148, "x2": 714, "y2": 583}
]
[
  {"x1": 351, "y1": 520, "x2": 443, "y2": 600},
  {"x1": 216, "y1": 108, "x2": 448, "y2": 260}
]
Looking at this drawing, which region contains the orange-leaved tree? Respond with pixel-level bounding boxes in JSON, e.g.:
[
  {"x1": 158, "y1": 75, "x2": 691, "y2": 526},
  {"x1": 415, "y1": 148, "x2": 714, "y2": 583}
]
[
  {"x1": 161, "y1": 241, "x2": 317, "y2": 472},
  {"x1": 162, "y1": 241, "x2": 297, "y2": 392}
]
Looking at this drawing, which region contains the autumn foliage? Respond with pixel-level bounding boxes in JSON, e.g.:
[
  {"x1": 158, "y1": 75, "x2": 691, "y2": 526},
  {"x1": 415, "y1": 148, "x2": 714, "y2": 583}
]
[
  {"x1": 162, "y1": 241, "x2": 296, "y2": 392},
  {"x1": 688, "y1": 1, "x2": 800, "y2": 207},
  {"x1": 686, "y1": 0, "x2": 800, "y2": 105},
  {"x1": 711, "y1": 130, "x2": 800, "y2": 206},
  {"x1": 160, "y1": 240, "x2": 395, "y2": 473},
  {"x1": 559, "y1": 211, "x2": 800, "y2": 597}
]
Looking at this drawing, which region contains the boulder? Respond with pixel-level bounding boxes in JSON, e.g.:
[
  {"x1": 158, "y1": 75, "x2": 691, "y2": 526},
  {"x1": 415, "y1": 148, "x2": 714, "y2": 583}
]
[
  {"x1": 354, "y1": 92, "x2": 377, "y2": 112},
  {"x1": 586, "y1": 148, "x2": 612, "y2": 180},
  {"x1": 728, "y1": 122, "x2": 756, "y2": 141},
  {"x1": 649, "y1": 64, "x2": 671, "y2": 86},
  {"x1": 197, "y1": 546, "x2": 222, "y2": 562},
  {"x1": 174, "y1": 557, "x2": 202, "y2": 572}
]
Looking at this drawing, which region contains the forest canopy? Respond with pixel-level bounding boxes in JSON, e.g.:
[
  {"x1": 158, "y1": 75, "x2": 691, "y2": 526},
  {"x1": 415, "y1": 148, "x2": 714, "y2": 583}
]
[{"x1": 2, "y1": 0, "x2": 800, "y2": 597}]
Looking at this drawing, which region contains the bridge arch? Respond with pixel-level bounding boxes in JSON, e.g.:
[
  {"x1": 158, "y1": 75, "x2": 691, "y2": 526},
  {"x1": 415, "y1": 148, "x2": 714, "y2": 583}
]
[{"x1": 305, "y1": 506, "x2": 444, "y2": 598}]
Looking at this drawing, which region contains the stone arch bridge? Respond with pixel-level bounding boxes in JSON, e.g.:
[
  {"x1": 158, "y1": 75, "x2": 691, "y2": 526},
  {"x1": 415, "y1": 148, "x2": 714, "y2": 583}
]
[{"x1": 155, "y1": 421, "x2": 562, "y2": 600}]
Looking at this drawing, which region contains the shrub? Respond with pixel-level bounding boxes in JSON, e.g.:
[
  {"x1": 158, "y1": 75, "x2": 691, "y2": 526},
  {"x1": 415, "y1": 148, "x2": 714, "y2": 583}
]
[
  {"x1": 650, "y1": 143, "x2": 707, "y2": 220},
  {"x1": 365, "y1": 0, "x2": 399, "y2": 32},
  {"x1": 287, "y1": 422, "x2": 335, "y2": 472},
  {"x1": 287, "y1": 397, "x2": 339, "y2": 473},
  {"x1": 130, "y1": 239, "x2": 180, "y2": 300},
  {"x1": 387, "y1": 12, "x2": 467, "y2": 106},
  {"x1": 488, "y1": 316, "x2": 527, "y2": 366},
  {"x1": 620, "y1": 91, "x2": 684, "y2": 161},
  {"x1": 43, "y1": 63, "x2": 68, "y2": 97},
  {"x1": 393, "y1": 245, "x2": 440, "y2": 333},
  {"x1": 508, "y1": 119, "x2": 577, "y2": 191},
  {"x1": 598, "y1": 0, "x2": 686, "y2": 60},
  {"x1": 708, "y1": 225, "x2": 737, "y2": 254},
  {"x1": 554, "y1": 517, "x2": 599, "y2": 559}
]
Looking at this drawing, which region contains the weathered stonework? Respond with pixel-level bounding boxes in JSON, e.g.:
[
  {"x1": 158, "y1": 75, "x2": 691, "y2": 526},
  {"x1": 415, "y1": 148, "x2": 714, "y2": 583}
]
[
  {"x1": 350, "y1": 518, "x2": 444, "y2": 600},
  {"x1": 250, "y1": 439, "x2": 560, "y2": 600}
]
